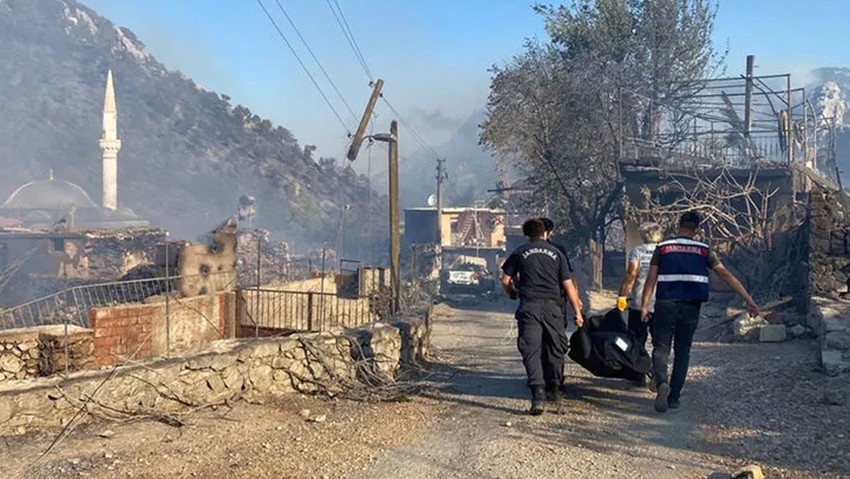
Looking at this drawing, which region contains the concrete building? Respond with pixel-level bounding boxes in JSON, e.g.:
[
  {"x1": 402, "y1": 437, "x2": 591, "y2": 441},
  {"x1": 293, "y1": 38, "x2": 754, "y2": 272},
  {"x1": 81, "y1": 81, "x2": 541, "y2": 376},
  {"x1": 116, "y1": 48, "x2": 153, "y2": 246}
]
[
  {"x1": 0, "y1": 70, "x2": 147, "y2": 230},
  {"x1": 403, "y1": 207, "x2": 506, "y2": 250}
]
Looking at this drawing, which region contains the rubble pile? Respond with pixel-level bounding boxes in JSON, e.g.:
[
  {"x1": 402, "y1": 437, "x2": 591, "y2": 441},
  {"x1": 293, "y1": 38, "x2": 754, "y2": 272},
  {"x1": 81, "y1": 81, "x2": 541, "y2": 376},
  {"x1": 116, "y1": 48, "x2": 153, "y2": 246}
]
[
  {"x1": 81, "y1": 227, "x2": 165, "y2": 279},
  {"x1": 236, "y1": 229, "x2": 297, "y2": 286}
]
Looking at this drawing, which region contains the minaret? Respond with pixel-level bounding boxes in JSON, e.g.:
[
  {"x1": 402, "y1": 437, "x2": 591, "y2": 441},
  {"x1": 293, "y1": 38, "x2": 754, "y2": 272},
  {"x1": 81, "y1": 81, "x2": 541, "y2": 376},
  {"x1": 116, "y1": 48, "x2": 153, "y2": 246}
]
[{"x1": 99, "y1": 70, "x2": 121, "y2": 210}]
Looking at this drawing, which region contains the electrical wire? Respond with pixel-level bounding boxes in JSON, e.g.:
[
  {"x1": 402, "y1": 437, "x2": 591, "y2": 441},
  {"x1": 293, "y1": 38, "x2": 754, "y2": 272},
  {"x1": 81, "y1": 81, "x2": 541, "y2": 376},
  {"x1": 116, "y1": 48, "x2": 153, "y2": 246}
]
[
  {"x1": 272, "y1": 0, "x2": 359, "y2": 124},
  {"x1": 325, "y1": 0, "x2": 373, "y2": 81},
  {"x1": 255, "y1": 0, "x2": 351, "y2": 134},
  {"x1": 381, "y1": 96, "x2": 441, "y2": 159}
]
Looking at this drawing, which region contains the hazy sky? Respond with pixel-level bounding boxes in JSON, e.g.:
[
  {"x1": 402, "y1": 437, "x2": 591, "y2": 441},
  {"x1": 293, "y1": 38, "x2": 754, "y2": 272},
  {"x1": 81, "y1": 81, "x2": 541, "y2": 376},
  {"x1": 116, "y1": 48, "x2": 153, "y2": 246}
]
[{"x1": 83, "y1": 0, "x2": 849, "y2": 165}]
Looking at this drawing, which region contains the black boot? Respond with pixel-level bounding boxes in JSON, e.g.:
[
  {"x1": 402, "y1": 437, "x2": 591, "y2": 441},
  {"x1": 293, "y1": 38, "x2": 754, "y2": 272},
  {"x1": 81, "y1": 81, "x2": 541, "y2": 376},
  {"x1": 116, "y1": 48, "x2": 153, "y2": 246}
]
[{"x1": 530, "y1": 386, "x2": 545, "y2": 415}]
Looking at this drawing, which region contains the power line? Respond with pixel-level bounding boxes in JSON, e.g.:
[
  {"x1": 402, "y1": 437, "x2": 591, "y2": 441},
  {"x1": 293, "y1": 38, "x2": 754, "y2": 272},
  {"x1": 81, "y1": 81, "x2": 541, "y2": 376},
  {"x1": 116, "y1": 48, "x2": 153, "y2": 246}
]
[
  {"x1": 255, "y1": 0, "x2": 351, "y2": 134},
  {"x1": 331, "y1": 0, "x2": 372, "y2": 79},
  {"x1": 381, "y1": 96, "x2": 441, "y2": 159},
  {"x1": 325, "y1": 0, "x2": 373, "y2": 81},
  {"x1": 272, "y1": 0, "x2": 359, "y2": 124}
]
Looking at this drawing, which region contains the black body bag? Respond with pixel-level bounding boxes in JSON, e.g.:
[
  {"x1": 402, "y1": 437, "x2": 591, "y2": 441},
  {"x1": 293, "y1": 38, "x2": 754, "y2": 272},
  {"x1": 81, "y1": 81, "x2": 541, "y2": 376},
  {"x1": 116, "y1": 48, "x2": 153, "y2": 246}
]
[{"x1": 568, "y1": 308, "x2": 651, "y2": 381}]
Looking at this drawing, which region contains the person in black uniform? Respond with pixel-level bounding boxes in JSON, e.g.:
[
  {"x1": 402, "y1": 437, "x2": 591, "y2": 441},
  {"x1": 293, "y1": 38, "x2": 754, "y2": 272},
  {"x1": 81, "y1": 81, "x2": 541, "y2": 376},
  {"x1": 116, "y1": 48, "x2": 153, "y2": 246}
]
[
  {"x1": 540, "y1": 217, "x2": 586, "y2": 313},
  {"x1": 501, "y1": 218, "x2": 584, "y2": 415}
]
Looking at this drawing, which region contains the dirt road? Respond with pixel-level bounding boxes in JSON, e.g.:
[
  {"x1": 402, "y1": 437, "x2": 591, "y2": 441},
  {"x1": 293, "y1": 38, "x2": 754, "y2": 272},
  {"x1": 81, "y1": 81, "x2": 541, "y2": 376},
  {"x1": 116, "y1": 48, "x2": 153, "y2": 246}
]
[
  {"x1": 3, "y1": 294, "x2": 849, "y2": 478},
  {"x1": 356, "y1": 296, "x2": 850, "y2": 479}
]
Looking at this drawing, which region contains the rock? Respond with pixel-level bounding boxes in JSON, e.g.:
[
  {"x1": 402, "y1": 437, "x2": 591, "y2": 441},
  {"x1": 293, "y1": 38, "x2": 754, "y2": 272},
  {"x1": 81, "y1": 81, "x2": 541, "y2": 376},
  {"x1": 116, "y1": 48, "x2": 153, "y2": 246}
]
[
  {"x1": 15, "y1": 425, "x2": 26, "y2": 435},
  {"x1": 733, "y1": 314, "x2": 768, "y2": 338},
  {"x1": 758, "y1": 324, "x2": 787, "y2": 342},
  {"x1": 99, "y1": 429, "x2": 115, "y2": 439},
  {"x1": 732, "y1": 464, "x2": 764, "y2": 479},
  {"x1": 825, "y1": 331, "x2": 850, "y2": 351},
  {"x1": 104, "y1": 452, "x2": 114, "y2": 459},
  {"x1": 821, "y1": 350, "x2": 850, "y2": 376},
  {"x1": 790, "y1": 324, "x2": 808, "y2": 338},
  {"x1": 311, "y1": 414, "x2": 327, "y2": 423},
  {"x1": 0, "y1": 354, "x2": 24, "y2": 374},
  {"x1": 502, "y1": 421, "x2": 512, "y2": 427},
  {"x1": 299, "y1": 409, "x2": 311, "y2": 418}
]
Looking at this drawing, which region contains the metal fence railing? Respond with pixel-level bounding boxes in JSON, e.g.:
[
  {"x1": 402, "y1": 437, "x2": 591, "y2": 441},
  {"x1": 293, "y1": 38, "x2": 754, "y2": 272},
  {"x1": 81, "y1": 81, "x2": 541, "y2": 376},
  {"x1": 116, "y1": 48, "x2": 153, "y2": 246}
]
[
  {"x1": 0, "y1": 272, "x2": 235, "y2": 330},
  {"x1": 238, "y1": 288, "x2": 375, "y2": 334}
]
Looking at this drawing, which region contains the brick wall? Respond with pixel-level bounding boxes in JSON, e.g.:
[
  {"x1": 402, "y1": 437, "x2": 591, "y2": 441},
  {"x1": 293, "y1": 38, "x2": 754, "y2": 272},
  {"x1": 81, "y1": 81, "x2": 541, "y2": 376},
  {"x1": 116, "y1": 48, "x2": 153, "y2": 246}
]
[
  {"x1": 88, "y1": 292, "x2": 234, "y2": 367},
  {"x1": 90, "y1": 305, "x2": 154, "y2": 367}
]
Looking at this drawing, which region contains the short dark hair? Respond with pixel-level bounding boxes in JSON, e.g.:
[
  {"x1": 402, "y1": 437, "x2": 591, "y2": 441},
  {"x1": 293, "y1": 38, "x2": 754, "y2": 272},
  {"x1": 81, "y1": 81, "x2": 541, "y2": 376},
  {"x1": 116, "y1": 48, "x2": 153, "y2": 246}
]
[
  {"x1": 522, "y1": 218, "x2": 547, "y2": 239},
  {"x1": 539, "y1": 217, "x2": 555, "y2": 233},
  {"x1": 679, "y1": 211, "x2": 702, "y2": 230}
]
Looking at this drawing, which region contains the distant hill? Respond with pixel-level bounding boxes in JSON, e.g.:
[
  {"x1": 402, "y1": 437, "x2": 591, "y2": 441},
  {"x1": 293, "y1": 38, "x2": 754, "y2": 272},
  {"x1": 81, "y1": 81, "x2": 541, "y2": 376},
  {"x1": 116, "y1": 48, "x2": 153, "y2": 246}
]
[{"x1": 0, "y1": 0, "x2": 384, "y2": 254}]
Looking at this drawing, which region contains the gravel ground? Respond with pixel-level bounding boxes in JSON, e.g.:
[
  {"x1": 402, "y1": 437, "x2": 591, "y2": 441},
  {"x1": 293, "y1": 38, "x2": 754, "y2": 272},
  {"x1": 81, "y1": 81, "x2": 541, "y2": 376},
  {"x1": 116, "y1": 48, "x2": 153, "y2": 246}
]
[
  {"x1": 356, "y1": 293, "x2": 850, "y2": 479},
  {"x1": 0, "y1": 392, "x2": 446, "y2": 478},
  {"x1": 2, "y1": 291, "x2": 848, "y2": 478}
]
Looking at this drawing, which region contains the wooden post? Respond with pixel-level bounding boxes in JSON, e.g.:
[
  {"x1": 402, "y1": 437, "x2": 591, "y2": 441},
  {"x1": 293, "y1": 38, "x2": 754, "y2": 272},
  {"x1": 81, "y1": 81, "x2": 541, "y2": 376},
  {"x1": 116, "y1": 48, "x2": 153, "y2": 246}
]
[
  {"x1": 389, "y1": 120, "x2": 401, "y2": 314},
  {"x1": 435, "y1": 158, "x2": 447, "y2": 244},
  {"x1": 346, "y1": 79, "x2": 384, "y2": 162}
]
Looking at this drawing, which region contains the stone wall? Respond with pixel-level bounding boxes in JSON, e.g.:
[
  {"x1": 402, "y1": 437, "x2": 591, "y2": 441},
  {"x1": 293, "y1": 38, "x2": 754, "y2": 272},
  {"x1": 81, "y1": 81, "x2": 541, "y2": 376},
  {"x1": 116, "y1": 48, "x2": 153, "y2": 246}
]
[
  {"x1": 0, "y1": 315, "x2": 429, "y2": 435},
  {"x1": 0, "y1": 329, "x2": 39, "y2": 382},
  {"x1": 0, "y1": 326, "x2": 94, "y2": 383},
  {"x1": 809, "y1": 297, "x2": 850, "y2": 375},
  {"x1": 807, "y1": 189, "x2": 850, "y2": 298}
]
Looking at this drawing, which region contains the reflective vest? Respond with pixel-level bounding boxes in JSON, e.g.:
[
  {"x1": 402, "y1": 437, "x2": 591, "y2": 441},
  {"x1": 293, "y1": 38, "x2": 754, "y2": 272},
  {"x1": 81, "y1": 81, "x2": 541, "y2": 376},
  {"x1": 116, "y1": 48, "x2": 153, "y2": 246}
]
[{"x1": 655, "y1": 237, "x2": 711, "y2": 302}]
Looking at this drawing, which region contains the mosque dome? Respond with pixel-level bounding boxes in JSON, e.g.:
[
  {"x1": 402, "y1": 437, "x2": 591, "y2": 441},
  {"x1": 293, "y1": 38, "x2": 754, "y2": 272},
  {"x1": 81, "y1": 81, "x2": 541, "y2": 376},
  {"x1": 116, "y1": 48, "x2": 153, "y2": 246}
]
[{"x1": 2, "y1": 172, "x2": 97, "y2": 210}]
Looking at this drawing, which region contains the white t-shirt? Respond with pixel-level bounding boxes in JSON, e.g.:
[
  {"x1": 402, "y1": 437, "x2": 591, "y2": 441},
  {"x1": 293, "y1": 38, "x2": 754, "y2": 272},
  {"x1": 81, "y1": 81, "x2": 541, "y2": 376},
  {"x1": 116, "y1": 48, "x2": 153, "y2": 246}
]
[{"x1": 628, "y1": 243, "x2": 657, "y2": 312}]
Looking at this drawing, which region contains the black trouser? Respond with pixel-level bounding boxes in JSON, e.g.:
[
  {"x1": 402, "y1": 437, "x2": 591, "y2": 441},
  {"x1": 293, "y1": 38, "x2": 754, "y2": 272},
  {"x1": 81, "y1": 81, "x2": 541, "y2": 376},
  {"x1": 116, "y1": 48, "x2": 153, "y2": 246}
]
[
  {"x1": 516, "y1": 299, "x2": 568, "y2": 390},
  {"x1": 650, "y1": 299, "x2": 701, "y2": 402},
  {"x1": 627, "y1": 308, "x2": 650, "y2": 349}
]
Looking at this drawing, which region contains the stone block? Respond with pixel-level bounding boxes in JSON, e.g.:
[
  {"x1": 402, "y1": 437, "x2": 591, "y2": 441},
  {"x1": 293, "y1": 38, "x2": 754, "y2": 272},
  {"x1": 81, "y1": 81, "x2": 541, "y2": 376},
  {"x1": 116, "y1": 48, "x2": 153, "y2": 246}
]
[
  {"x1": 825, "y1": 331, "x2": 850, "y2": 351},
  {"x1": 248, "y1": 364, "x2": 273, "y2": 393},
  {"x1": 790, "y1": 324, "x2": 808, "y2": 338},
  {"x1": 734, "y1": 314, "x2": 768, "y2": 338},
  {"x1": 250, "y1": 342, "x2": 280, "y2": 358},
  {"x1": 822, "y1": 349, "x2": 850, "y2": 376},
  {"x1": 759, "y1": 324, "x2": 787, "y2": 343},
  {"x1": 824, "y1": 317, "x2": 849, "y2": 333}
]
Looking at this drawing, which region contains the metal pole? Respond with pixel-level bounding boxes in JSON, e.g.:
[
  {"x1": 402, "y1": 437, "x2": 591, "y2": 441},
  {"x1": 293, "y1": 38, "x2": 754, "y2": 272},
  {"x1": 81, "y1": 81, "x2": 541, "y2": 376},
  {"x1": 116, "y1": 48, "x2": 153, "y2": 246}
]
[
  {"x1": 744, "y1": 55, "x2": 754, "y2": 138},
  {"x1": 389, "y1": 120, "x2": 401, "y2": 315},
  {"x1": 320, "y1": 246, "x2": 326, "y2": 329},
  {"x1": 255, "y1": 235, "x2": 261, "y2": 338},
  {"x1": 164, "y1": 233, "x2": 170, "y2": 358},
  {"x1": 787, "y1": 74, "x2": 793, "y2": 165}
]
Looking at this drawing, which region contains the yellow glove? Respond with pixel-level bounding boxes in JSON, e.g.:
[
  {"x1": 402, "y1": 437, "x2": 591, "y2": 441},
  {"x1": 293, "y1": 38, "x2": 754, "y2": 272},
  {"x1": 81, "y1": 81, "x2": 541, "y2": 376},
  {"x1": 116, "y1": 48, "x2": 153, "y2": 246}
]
[{"x1": 616, "y1": 296, "x2": 628, "y2": 312}]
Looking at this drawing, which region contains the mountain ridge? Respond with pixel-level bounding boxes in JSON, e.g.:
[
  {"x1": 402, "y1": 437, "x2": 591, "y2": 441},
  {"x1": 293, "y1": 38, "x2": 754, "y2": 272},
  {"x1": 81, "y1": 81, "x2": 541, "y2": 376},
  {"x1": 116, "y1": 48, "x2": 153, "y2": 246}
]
[{"x1": 0, "y1": 0, "x2": 384, "y2": 254}]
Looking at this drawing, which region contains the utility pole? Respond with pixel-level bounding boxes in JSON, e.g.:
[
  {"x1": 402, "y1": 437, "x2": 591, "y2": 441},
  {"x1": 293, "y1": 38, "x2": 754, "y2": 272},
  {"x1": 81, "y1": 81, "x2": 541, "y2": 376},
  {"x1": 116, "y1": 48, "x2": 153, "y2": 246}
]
[
  {"x1": 346, "y1": 79, "x2": 384, "y2": 162},
  {"x1": 435, "y1": 158, "x2": 447, "y2": 245},
  {"x1": 389, "y1": 120, "x2": 400, "y2": 315}
]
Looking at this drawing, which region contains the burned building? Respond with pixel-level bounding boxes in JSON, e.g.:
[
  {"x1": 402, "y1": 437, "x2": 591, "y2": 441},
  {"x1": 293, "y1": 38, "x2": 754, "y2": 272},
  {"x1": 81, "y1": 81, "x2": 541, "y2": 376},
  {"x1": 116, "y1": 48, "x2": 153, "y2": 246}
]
[{"x1": 0, "y1": 227, "x2": 166, "y2": 307}]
